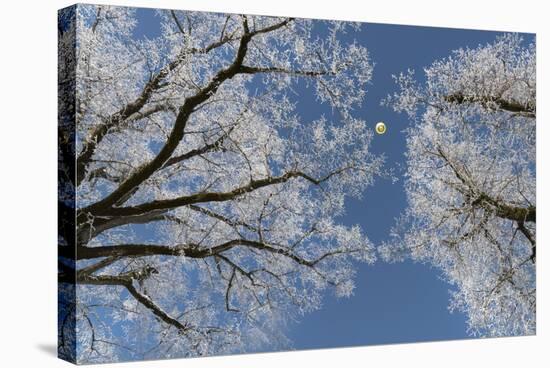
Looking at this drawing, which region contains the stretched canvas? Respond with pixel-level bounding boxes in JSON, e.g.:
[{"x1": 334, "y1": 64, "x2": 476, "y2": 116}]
[{"x1": 58, "y1": 3, "x2": 536, "y2": 364}]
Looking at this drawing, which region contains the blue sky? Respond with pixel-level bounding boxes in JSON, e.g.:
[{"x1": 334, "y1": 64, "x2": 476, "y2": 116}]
[
  {"x1": 130, "y1": 8, "x2": 533, "y2": 352},
  {"x1": 284, "y1": 22, "x2": 509, "y2": 350}
]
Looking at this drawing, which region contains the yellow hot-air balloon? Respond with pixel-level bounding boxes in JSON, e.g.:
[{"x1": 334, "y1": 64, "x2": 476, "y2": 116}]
[{"x1": 375, "y1": 122, "x2": 386, "y2": 135}]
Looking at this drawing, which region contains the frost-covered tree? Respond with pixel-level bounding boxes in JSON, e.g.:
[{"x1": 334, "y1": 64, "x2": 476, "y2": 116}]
[
  {"x1": 58, "y1": 5, "x2": 382, "y2": 363},
  {"x1": 381, "y1": 34, "x2": 536, "y2": 337}
]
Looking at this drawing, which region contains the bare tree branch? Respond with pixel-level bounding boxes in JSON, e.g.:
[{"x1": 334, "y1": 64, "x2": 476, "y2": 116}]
[
  {"x1": 78, "y1": 272, "x2": 190, "y2": 333},
  {"x1": 83, "y1": 19, "x2": 260, "y2": 212},
  {"x1": 444, "y1": 92, "x2": 536, "y2": 118},
  {"x1": 437, "y1": 146, "x2": 535, "y2": 223},
  {"x1": 87, "y1": 170, "x2": 331, "y2": 218}
]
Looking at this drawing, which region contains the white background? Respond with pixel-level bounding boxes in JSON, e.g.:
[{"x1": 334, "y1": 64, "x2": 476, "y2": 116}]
[{"x1": 0, "y1": 0, "x2": 547, "y2": 366}]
